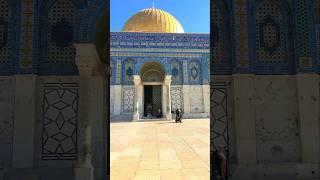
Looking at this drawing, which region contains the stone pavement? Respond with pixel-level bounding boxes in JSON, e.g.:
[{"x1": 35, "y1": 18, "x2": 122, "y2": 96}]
[{"x1": 110, "y1": 119, "x2": 210, "y2": 180}]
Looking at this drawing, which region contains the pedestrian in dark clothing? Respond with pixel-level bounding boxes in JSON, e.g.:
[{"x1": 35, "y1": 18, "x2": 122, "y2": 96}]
[{"x1": 175, "y1": 108, "x2": 182, "y2": 123}]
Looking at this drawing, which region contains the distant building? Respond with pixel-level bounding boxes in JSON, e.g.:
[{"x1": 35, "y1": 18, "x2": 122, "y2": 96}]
[{"x1": 110, "y1": 7, "x2": 210, "y2": 120}]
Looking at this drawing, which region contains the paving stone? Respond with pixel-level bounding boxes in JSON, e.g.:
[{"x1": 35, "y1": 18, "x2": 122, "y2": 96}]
[{"x1": 110, "y1": 119, "x2": 210, "y2": 179}]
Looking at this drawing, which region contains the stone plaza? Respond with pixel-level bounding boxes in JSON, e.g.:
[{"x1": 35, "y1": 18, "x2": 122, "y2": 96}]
[{"x1": 110, "y1": 119, "x2": 210, "y2": 180}]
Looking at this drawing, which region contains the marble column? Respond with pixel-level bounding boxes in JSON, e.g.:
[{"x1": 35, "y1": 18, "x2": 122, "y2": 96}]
[
  {"x1": 75, "y1": 43, "x2": 107, "y2": 180},
  {"x1": 133, "y1": 75, "x2": 141, "y2": 121},
  {"x1": 165, "y1": 76, "x2": 172, "y2": 120},
  {"x1": 162, "y1": 84, "x2": 167, "y2": 119}
]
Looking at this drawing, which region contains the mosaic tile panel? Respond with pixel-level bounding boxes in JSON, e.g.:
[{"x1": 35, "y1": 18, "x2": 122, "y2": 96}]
[
  {"x1": 189, "y1": 60, "x2": 201, "y2": 84},
  {"x1": 42, "y1": 83, "x2": 78, "y2": 160},
  {"x1": 171, "y1": 86, "x2": 183, "y2": 111},
  {"x1": 47, "y1": 1, "x2": 76, "y2": 64},
  {"x1": 110, "y1": 32, "x2": 209, "y2": 49},
  {"x1": 19, "y1": 0, "x2": 34, "y2": 69},
  {"x1": 255, "y1": 1, "x2": 287, "y2": 64},
  {"x1": 116, "y1": 59, "x2": 121, "y2": 84},
  {"x1": 122, "y1": 58, "x2": 134, "y2": 85},
  {"x1": 212, "y1": 4, "x2": 225, "y2": 63},
  {"x1": 0, "y1": 0, "x2": 10, "y2": 64},
  {"x1": 314, "y1": 0, "x2": 320, "y2": 63},
  {"x1": 235, "y1": 0, "x2": 249, "y2": 68},
  {"x1": 183, "y1": 61, "x2": 188, "y2": 84},
  {"x1": 296, "y1": 0, "x2": 312, "y2": 64},
  {"x1": 170, "y1": 59, "x2": 183, "y2": 85}
]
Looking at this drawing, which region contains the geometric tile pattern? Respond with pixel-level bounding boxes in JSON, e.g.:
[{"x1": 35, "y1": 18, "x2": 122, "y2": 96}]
[
  {"x1": 315, "y1": 0, "x2": 320, "y2": 62},
  {"x1": 234, "y1": 0, "x2": 249, "y2": 68},
  {"x1": 189, "y1": 60, "x2": 201, "y2": 84},
  {"x1": 296, "y1": 0, "x2": 311, "y2": 60},
  {"x1": 121, "y1": 86, "x2": 134, "y2": 113},
  {"x1": 171, "y1": 86, "x2": 183, "y2": 112},
  {"x1": 116, "y1": 60, "x2": 121, "y2": 84},
  {"x1": 170, "y1": 60, "x2": 182, "y2": 85},
  {"x1": 211, "y1": 82, "x2": 229, "y2": 178},
  {"x1": 122, "y1": 58, "x2": 134, "y2": 85},
  {"x1": 211, "y1": 1, "x2": 233, "y2": 74},
  {"x1": 212, "y1": 3, "x2": 226, "y2": 64},
  {"x1": 210, "y1": 82, "x2": 228, "y2": 151},
  {"x1": 19, "y1": 0, "x2": 34, "y2": 69},
  {"x1": 256, "y1": 1, "x2": 286, "y2": 64},
  {"x1": 0, "y1": 0, "x2": 9, "y2": 64},
  {"x1": 48, "y1": 1, "x2": 76, "y2": 64},
  {"x1": 42, "y1": 83, "x2": 78, "y2": 160}
]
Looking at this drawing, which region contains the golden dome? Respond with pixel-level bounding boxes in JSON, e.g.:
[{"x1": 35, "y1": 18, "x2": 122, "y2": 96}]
[{"x1": 122, "y1": 8, "x2": 184, "y2": 33}]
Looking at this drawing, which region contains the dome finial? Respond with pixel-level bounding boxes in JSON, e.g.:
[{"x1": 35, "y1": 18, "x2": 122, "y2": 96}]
[{"x1": 152, "y1": 2, "x2": 155, "y2": 9}]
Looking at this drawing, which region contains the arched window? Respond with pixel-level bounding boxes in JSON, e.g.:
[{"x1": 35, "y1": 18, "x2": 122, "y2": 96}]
[
  {"x1": 254, "y1": 0, "x2": 293, "y2": 73},
  {"x1": 122, "y1": 58, "x2": 134, "y2": 84},
  {"x1": 211, "y1": 1, "x2": 232, "y2": 74},
  {"x1": 48, "y1": 1, "x2": 76, "y2": 63},
  {"x1": 170, "y1": 59, "x2": 183, "y2": 85},
  {"x1": 189, "y1": 59, "x2": 201, "y2": 84},
  {"x1": 40, "y1": 0, "x2": 78, "y2": 74}
]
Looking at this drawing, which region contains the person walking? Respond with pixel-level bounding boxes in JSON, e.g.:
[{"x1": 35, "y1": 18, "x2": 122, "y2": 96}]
[{"x1": 175, "y1": 108, "x2": 182, "y2": 123}]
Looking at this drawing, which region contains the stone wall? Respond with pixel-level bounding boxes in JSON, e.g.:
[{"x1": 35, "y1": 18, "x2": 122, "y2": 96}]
[
  {"x1": 212, "y1": 74, "x2": 319, "y2": 178},
  {"x1": 255, "y1": 76, "x2": 300, "y2": 163},
  {"x1": 182, "y1": 85, "x2": 210, "y2": 118},
  {"x1": 0, "y1": 77, "x2": 14, "y2": 168}
]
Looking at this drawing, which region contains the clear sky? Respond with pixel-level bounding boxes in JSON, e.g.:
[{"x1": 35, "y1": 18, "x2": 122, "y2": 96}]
[{"x1": 110, "y1": 0, "x2": 210, "y2": 33}]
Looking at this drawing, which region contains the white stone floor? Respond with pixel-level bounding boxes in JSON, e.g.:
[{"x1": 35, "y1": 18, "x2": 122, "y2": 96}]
[{"x1": 110, "y1": 119, "x2": 210, "y2": 180}]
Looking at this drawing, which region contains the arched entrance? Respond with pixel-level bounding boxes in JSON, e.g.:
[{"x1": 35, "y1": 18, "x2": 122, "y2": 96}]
[
  {"x1": 141, "y1": 62, "x2": 165, "y2": 118},
  {"x1": 132, "y1": 62, "x2": 172, "y2": 120}
]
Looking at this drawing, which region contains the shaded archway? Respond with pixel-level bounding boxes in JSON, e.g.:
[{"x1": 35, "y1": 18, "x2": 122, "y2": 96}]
[{"x1": 140, "y1": 61, "x2": 165, "y2": 82}]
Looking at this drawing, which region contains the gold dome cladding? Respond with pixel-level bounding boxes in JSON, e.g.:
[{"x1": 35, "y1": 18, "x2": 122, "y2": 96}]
[{"x1": 122, "y1": 8, "x2": 184, "y2": 33}]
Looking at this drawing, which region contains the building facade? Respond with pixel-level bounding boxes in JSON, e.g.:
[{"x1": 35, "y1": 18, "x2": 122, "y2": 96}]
[
  {"x1": 110, "y1": 8, "x2": 210, "y2": 120},
  {"x1": 211, "y1": 0, "x2": 320, "y2": 179}
]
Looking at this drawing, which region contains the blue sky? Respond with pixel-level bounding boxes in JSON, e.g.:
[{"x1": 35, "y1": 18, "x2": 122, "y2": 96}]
[{"x1": 110, "y1": 0, "x2": 210, "y2": 33}]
